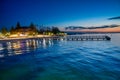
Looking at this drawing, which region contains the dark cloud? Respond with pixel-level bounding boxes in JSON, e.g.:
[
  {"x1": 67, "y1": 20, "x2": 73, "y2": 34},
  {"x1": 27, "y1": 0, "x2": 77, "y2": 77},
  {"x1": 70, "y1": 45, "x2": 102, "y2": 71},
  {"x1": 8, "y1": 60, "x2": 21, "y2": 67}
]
[
  {"x1": 108, "y1": 16, "x2": 120, "y2": 20},
  {"x1": 65, "y1": 24, "x2": 120, "y2": 30}
]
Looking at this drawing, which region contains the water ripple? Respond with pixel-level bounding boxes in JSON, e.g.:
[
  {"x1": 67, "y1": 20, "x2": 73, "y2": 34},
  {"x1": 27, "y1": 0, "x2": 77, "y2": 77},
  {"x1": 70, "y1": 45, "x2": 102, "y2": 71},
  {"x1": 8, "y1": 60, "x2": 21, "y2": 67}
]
[{"x1": 0, "y1": 39, "x2": 120, "y2": 80}]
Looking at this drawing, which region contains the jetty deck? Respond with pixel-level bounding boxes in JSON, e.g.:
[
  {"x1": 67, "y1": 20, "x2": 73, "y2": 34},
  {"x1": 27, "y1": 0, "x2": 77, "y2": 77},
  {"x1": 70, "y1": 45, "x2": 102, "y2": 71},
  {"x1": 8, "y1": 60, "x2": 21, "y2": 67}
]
[
  {"x1": 0, "y1": 35, "x2": 111, "y2": 42},
  {"x1": 64, "y1": 35, "x2": 111, "y2": 41}
]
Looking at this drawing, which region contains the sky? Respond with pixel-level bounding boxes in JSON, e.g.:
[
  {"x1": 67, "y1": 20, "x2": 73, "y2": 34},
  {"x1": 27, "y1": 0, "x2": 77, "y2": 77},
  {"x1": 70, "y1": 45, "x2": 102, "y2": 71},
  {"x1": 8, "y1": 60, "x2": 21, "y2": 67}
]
[{"x1": 0, "y1": 0, "x2": 120, "y2": 29}]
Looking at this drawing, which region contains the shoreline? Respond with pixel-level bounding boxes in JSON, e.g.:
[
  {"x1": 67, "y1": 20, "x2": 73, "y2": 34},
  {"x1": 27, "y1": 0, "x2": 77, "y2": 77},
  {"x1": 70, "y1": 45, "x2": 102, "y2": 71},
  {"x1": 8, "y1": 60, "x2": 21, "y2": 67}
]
[
  {"x1": 0, "y1": 35, "x2": 54, "y2": 41},
  {"x1": 0, "y1": 34, "x2": 111, "y2": 42}
]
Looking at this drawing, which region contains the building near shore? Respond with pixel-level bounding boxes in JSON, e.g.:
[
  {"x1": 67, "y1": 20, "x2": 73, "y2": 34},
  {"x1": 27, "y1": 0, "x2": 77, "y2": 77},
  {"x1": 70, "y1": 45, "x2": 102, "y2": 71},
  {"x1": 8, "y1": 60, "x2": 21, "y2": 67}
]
[
  {"x1": 9, "y1": 26, "x2": 37, "y2": 38},
  {"x1": 16, "y1": 26, "x2": 33, "y2": 36}
]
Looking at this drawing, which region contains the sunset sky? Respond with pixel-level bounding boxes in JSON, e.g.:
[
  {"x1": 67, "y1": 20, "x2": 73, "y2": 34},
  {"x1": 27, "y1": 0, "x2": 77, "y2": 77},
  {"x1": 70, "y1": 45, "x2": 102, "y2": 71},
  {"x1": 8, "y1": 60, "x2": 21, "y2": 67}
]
[{"x1": 0, "y1": 0, "x2": 120, "y2": 32}]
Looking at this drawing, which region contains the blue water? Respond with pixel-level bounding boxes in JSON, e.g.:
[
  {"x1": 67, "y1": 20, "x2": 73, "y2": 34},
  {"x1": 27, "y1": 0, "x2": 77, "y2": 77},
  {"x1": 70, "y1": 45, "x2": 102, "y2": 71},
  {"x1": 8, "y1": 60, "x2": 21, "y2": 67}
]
[{"x1": 0, "y1": 37, "x2": 120, "y2": 80}]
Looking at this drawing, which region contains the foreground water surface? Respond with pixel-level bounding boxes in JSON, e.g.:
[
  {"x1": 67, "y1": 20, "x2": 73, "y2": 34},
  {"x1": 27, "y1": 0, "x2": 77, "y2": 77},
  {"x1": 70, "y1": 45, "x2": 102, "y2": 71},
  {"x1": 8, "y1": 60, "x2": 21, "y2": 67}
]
[{"x1": 0, "y1": 34, "x2": 120, "y2": 80}]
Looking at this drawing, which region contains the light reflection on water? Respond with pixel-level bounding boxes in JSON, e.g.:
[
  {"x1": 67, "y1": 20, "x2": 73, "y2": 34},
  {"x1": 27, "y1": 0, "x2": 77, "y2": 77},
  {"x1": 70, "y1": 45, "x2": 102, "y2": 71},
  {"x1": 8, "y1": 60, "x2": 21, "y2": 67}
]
[
  {"x1": 0, "y1": 39, "x2": 54, "y2": 58},
  {"x1": 0, "y1": 34, "x2": 120, "y2": 80}
]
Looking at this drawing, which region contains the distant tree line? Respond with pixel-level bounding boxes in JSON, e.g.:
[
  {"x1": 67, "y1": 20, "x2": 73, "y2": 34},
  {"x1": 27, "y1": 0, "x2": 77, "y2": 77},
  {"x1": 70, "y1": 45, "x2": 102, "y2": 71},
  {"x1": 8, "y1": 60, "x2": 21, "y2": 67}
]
[
  {"x1": 39, "y1": 26, "x2": 60, "y2": 35},
  {"x1": 0, "y1": 22, "x2": 61, "y2": 36}
]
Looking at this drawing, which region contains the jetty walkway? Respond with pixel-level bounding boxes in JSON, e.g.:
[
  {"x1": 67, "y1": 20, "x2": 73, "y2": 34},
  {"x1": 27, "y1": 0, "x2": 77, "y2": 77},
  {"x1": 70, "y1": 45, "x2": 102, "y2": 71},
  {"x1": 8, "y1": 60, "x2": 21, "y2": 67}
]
[
  {"x1": 64, "y1": 35, "x2": 111, "y2": 41},
  {"x1": 0, "y1": 35, "x2": 111, "y2": 42}
]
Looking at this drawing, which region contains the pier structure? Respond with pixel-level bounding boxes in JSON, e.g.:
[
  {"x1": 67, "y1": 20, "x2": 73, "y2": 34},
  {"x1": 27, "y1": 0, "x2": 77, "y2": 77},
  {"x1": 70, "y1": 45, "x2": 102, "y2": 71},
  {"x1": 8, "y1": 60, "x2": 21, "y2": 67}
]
[
  {"x1": 38, "y1": 35, "x2": 111, "y2": 41},
  {"x1": 64, "y1": 35, "x2": 111, "y2": 41},
  {"x1": 0, "y1": 35, "x2": 111, "y2": 42}
]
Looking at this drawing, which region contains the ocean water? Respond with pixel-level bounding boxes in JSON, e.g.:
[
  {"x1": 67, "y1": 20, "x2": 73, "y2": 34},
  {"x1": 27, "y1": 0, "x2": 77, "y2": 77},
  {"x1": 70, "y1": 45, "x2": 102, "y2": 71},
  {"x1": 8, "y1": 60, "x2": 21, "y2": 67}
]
[{"x1": 0, "y1": 34, "x2": 120, "y2": 80}]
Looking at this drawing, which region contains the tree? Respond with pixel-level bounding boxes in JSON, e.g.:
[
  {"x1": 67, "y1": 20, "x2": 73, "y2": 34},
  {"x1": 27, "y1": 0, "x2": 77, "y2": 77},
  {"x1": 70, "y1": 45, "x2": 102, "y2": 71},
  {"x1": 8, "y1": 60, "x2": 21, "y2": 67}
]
[
  {"x1": 16, "y1": 22, "x2": 21, "y2": 29},
  {"x1": 39, "y1": 28, "x2": 45, "y2": 34},
  {"x1": 1, "y1": 27, "x2": 8, "y2": 35},
  {"x1": 10, "y1": 26, "x2": 15, "y2": 34},
  {"x1": 52, "y1": 27, "x2": 60, "y2": 34},
  {"x1": 39, "y1": 25, "x2": 44, "y2": 34},
  {"x1": 29, "y1": 22, "x2": 37, "y2": 33}
]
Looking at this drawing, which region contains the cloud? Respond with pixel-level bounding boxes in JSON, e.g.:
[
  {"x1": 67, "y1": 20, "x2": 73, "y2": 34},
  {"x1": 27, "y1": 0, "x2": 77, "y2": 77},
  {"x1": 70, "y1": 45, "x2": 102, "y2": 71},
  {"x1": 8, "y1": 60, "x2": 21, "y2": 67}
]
[
  {"x1": 108, "y1": 16, "x2": 120, "y2": 20},
  {"x1": 65, "y1": 24, "x2": 120, "y2": 30}
]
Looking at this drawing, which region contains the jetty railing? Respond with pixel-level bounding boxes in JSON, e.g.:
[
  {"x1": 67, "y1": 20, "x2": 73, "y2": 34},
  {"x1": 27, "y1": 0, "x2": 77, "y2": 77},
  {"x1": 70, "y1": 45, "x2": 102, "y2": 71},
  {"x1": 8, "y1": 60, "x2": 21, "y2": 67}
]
[{"x1": 64, "y1": 35, "x2": 111, "y2": 41}]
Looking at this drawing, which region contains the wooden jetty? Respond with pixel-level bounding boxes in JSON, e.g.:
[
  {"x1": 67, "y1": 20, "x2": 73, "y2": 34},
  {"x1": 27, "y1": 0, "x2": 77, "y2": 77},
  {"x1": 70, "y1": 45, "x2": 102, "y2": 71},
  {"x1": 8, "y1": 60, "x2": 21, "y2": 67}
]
[
  {"x1": 0, "y1": 35, "x2": 111, "y2": 42},
  {"x1": 40, "y1": 35, "x2": 111, "y2": 41},
  {"x1": 64, "y1": 35, "x2": 111, "y2": 41}
]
